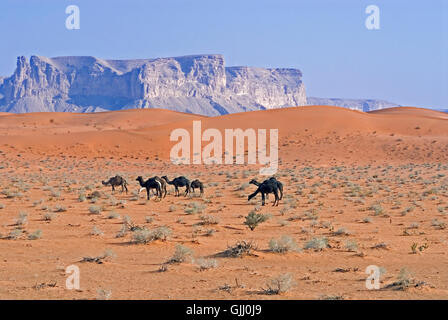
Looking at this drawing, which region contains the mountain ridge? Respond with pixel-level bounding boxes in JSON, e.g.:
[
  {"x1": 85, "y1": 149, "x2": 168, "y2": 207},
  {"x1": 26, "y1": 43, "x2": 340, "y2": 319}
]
[{"x1": 0, "y1": 54, "x2": 306, "y2": 116}]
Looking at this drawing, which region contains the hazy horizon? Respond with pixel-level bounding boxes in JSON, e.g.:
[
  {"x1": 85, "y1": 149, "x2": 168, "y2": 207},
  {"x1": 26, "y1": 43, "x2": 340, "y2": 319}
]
[{"x1": 0, "y1": 0, "x2": 447, "y2": 109}]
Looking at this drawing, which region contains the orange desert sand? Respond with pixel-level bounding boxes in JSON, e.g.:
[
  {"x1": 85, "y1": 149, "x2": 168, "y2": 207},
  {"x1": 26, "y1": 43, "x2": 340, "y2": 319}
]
[{"x1": 0, "y1": 105, "x2": 447, "y2": 299}]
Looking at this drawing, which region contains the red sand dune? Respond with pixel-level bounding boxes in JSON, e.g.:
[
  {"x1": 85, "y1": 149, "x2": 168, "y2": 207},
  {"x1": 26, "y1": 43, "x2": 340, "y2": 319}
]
[{"x1": 1, "y1": 106, "x2": 447, "y2": 165}]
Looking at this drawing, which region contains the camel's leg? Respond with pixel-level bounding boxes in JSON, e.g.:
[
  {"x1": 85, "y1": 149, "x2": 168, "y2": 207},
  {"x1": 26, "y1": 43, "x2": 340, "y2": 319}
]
[
  {"x1": 112, "y1": 185, "x2": 115, "y2": 193},
  {"x1": 146, "y1": 188, "x2": 150, "y2": 201},
  {"x1": 261, "y1": 193, "x2": 265, "y2": 206},
  {"x1": 175, "y1": 186, "x2": 179, "y2": 196},
  {"x1": 273, "y1": 189, "x2": 279, "y2": 206},
  {"x1": 124, "y1": 184, "x2": 128, "y2": 194}
]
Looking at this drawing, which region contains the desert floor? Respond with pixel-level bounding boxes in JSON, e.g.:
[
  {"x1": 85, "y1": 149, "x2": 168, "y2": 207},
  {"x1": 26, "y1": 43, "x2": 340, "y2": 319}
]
[{"x1": 0, "y1": 106, "x2": 447, "y2": 299}]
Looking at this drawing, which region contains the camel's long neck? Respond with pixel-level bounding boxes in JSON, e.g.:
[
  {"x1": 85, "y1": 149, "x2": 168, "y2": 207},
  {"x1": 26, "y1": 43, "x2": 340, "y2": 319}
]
[
  {"x1": 138, "y1": 179, "x2": 145, "y2": 187},
  {"x1": 254, "y1": 181, "x2": 261, "y2": 186}
]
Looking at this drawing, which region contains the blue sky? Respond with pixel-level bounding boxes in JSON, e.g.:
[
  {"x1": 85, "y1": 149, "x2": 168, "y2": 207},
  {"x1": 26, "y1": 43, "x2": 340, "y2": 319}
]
[{"x1": 0, "y1": 0, "x2": 447, "y2": 108}]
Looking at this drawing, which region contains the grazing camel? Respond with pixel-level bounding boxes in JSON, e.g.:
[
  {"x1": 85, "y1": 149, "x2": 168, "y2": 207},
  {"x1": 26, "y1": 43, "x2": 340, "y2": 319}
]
[
  {"x1": 137, "y1": 176, "x2": 167, "y2": 198},
  {"x1": 102, "y1": 175, "x2": 128, "y2": 193},
  {"x1": 136, "y1": 176, "x2": 162, "y2": 200},
  {"x1": 190, "y1": 179, "x2": 204, "y2": 195},
  {"x1": 249, "y1": 177, "x2": 283, "y2": 200},
  {"x1": 248, "y1": 179, "x2": 280, "y2": 206},
  {"x1": 161, "y1": 176, "x2": 190, "y2": 197}
]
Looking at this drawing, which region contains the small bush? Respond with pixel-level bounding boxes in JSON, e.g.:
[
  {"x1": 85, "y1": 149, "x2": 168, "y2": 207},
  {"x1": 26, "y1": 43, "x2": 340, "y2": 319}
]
[
  {"x1": 16, "y1": 211, "x2": 28, "y2": 226},
  {"x1": 90, "y1": 226, "x2": 104, "y2": 236},
  {"x1": 244, "y1": 211, "x2": 270, "y2": 231},
  {"x1": 344, "y1": 240, "x2": 358, "y2": 252},
  {"x1": 89, "y1": 205, "x2": 102, "y2": 215},
  {"x1": 43, "y1": 212, "x2": 56, "y2": 221},
  {"x1": 199, "y1": 215, "x2": 220, "y2": 225},
  {"x1": 262, "y1": 273, "x2": 296, "y2": 295},
  {"x1": 167, "y1": 244, "x2": 193, "y2": 264},
  {"x1": 269, "y1": 235, "x2": 299, "y2": 253},
  {"x1": 222, "y1": 240, "x2": 256, "y2": 258},
  {"x1": 28, "y1": 230, "x2": 42, "y2": 240},
  {"x1": 6, "y1": 228, "x2": 23, "y2": 240},
  {"x1": 107, "y1": 211, "x2": 120, "y2": 219},
  {"x1": 53, "y1": 204, "x2": 67, "y2": 212},
  {"x1": 132, "y1": 226, "x2": 171, "y2": 244},
  {"x1": 196, "y1": 258, "x2": 218, "y2": 270},
  {"x1": 96, "y1": 289, "x2": 112, "y2": 300},
  {"x1": 304, "y1": 237, "x2": 329, "y2": 251}
]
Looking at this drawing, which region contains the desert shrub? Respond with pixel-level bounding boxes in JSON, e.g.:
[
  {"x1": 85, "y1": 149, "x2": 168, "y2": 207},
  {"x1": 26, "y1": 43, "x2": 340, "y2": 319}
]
[
  {"x1": 28, "y1": 230, "x2": 42, "y2": 240},
  {"x1": 167, "y1": 244, "x2": 193, "y2": 263},
  {"x1": 344, "y1": 240, "x2": 358, "y2": 252},
  {"x1": 199, "y1": 215, "x2": 220, "y2": 225},
  {"x1": 431, "y1": 219, "x2": 446, "y2": 230},
  {"x1": 32, "y1": 199, "x2": 43, "y2": 207},
  {"x1": 363, "y1": 217, "x2": 372, "y2": 223},
  {"x1": 90, "y1": 226, "x2": 104, "y2": 236},
  {"x1": 222, "y1": 240, "x2": 256, "y2": 258},
  {"x1": 89, "y1": 205, "x2": 102, "y2": 214},
  {"x1": 53, "y1": 204, "x2": 67, "y2": 212},
  {"x1": 262, "y1": 273, "x2": 296, "y2": 295},
  {"x1": 196, "y1": 258, "x2": 218, "y2": 270},
  {"x1": 184, "y1": 202, "x2": 206, "y2": 214},
  {"x1": 6, "y1": 228, "x2": 23, "y2": 240},
  {"x1": 16, "y1": 211, "x2": 28, "y2": 226},
  {"x1": 387, "y1": 268, "x2": 413, "y2": 290},
  {"x1": 145, "y1": 216, "x2": 153, "y2": 223},
  {"x1": 78, "y1": 193, "x2": 86, "y2": 202},
  {"x1": 115, "y1": 224, "x2": 128, "y2": 238},
  {"x1": 333, "y1": 228, "x2": 350, "y2": 236},
  {"x1": 269, "y1": 235, "x2": 299, "y2": 253},
  {"x1": 304, "y1": 237, "x2": 329, "y2": 251},
  {"x1": 96, "y1": 289, "x2": 112, "y2": 300},
  {"x1": 107, "y1": 211, "x2": 120, "y2": 219},
  {"x1": 132, "y1": 226, "x2": 171, "y2": 244},
  {"x1": 82, "y1": 249, "x2": 116, "y2": 264},
  {"x1": 43, "y1": 212, "x2": 56, "y2": 221},
  {"x1": 244, "y1": 211, "x2": 270, "y2": 231}
]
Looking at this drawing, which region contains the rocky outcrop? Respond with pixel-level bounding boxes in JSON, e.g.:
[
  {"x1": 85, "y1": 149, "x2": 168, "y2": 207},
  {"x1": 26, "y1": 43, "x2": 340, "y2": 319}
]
[
  {"x1": 0, "y1": 55, "x2": 307, "y2": 115},
  {"x1": 307, "y1": 97, "x2": 400, "y2": 112}
]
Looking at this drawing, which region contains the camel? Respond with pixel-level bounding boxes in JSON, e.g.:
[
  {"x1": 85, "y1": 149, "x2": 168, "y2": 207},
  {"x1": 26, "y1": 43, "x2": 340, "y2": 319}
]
[
  {"x1": 249, "y1": 177, "x2": 283, "y2": 200},
  {"x1": 161, "y1": 176, "x2": 190, "y2": 197},
  {"x1": 102, "y1": 175, "x2": 128, "y2": 193},
  {"x1": 190, "y1": 179, "x2": 204, "y2": 195},
  {"x1": 138, "y1": 176, "x2": 167, "y2": 198},
  {"x1": 136, "y1": 176, "x2": 162, "y2": 200},
  {"x1": 248, "y1": 179, "x2": 280, "y2": 206}
]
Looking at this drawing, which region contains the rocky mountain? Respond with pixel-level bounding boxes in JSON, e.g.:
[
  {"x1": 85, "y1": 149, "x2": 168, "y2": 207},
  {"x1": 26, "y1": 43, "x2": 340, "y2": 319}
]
[
  {"x1": 307, "y1": 97, "x2": 400, "y2": 112},
  {"x1": 0, "y1": 55, "x2": 307, "y2": 116}
]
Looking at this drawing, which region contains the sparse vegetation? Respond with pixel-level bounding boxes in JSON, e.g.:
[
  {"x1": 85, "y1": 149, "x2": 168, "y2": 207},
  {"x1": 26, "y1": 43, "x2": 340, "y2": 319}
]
[{"x1": 262, "y1": 273, "x2": 296, "y2": 295}]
